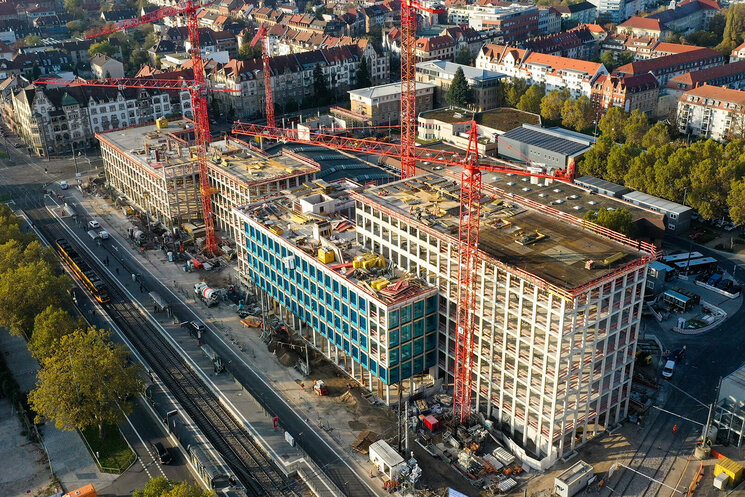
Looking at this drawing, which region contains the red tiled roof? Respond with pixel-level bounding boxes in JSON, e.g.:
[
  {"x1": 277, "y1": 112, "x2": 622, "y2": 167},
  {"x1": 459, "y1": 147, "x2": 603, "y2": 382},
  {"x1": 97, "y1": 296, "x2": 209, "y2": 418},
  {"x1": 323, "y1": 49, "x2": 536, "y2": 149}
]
[
  {"x1": 614, "y1": 47, "x2": 721, "y2": 75},
  {"x1": 732, "y1": 40, "x2": 745, "y2": 55},
  {"x1": 583, "y1": 23, "x2": 606, "y2": 34},
  {"x1": 680, "y1": 84, "x2": 745, "y2": 108},
  {"x1": 618, "y1": 16, "x2": 664, "y2": 31},
  {"x1": 652, "y1": 42, "x2": 703, "y2": 54},
  {"x1": 667, "y1": 59, "x2": 745, "y2": 88}
]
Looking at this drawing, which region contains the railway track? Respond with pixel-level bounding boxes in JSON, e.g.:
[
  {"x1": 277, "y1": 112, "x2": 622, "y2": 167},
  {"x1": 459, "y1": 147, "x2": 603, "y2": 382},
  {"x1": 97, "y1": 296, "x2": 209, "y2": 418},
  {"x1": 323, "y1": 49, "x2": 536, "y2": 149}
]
[{"x1": 29, "y1": 204, "x2": 300, "y2": 497}]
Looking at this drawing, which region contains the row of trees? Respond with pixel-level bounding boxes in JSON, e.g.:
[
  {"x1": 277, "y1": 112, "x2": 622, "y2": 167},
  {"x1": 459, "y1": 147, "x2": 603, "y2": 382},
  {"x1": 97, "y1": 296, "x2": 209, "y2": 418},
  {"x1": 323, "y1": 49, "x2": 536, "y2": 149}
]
[
  {"x1": 501, "y1": 80, "x2": 597, "y2": 132},
  {"x1": 577, "y1": 123, "x2": 745, "y2": 225},
  {"x1": 0, "y1": 205, "x2": 142, "y2": 439},
  {"x1": 134, "y1": 476, "x2": 215, "y2": 497}
]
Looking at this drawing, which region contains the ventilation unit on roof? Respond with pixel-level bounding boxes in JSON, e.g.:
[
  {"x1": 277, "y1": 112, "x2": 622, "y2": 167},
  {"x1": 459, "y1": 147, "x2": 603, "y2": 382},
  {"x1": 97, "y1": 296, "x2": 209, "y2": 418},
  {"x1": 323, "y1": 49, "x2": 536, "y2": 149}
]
[
  {"x1": 553, "y1": 199, "x2": 565, "y2": 204},
  {"x1": 506, "y1": 181, "x2": 516, "y2": 186},
  {"x1": 553, "y1": 188, "x2": 563, "y2": 193},
  {"x1": 568, "y1": 194, "x2": 579, "y2": 200},
  {"x1": 539, "y1": 193, "x2": 548, "y2": 198},
  {"x1": 522, "y1": 187, "x2": 531, "y2": 192},
  {"x1": 588, "y1": 200, "x2": 598, "y2": 205}
]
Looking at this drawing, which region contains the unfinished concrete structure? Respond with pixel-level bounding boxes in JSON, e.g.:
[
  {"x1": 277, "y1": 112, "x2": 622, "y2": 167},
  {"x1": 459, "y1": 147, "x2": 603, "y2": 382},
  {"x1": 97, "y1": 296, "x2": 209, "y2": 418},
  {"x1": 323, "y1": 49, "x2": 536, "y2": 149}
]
[
  {"x1": 351, "y1": 174, "x2": 656, "y2": 467},
  {"x1": 233, "y1": 180, "x2": 439, "y2": 403},
  {"x1": 96, "y1": 119, "x2": 320, "y2": 238}
]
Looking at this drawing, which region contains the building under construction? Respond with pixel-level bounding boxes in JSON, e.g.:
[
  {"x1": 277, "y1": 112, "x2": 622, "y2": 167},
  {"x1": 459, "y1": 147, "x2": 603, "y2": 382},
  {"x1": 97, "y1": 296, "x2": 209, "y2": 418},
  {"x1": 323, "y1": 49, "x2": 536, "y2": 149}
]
[
  {"x1": 233, "y1": 171, "x2": 655, "y2": 468},
  {"x1": 96, "y1": 118, "x2": 321, "y2": 242}
]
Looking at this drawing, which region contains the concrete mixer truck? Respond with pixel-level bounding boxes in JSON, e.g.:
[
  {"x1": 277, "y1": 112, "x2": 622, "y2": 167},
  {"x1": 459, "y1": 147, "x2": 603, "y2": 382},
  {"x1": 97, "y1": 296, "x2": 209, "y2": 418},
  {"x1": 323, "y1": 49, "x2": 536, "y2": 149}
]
[{"x1": 194, "y1": 281, "x2": 219, "y2": 307}]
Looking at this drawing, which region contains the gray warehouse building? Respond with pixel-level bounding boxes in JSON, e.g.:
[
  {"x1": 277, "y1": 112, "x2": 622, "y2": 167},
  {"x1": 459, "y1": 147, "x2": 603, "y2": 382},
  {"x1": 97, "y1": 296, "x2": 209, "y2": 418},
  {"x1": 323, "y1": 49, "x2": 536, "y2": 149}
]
[
  {"x1": 497, "y1": 124, "x2": 596, "y2": 172},
  {"x1": 621, "y1": 191, "x2": 692, "y2": 234}
]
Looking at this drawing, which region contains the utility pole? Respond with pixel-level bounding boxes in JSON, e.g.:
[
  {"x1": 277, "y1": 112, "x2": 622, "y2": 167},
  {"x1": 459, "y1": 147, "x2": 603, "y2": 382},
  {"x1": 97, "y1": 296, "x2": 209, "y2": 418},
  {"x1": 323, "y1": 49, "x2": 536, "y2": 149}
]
[{"x1": 702, "y1": 377, "x2": 722, "y2": 446}]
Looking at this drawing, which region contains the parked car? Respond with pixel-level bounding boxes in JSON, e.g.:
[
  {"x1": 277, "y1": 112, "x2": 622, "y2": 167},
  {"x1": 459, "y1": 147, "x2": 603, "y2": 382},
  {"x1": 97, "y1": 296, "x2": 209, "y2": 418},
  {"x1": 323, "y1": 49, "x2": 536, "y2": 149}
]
[
  {"x1": 99, "y1": 230, "x2": 110, "y2": 240},
  {"x1": 151, "y1": 442, "x2": 172, "y2": 465},
  {"x1": 88, "y1": 220, "x2": 100, "y2": 229},
  {"x1": 662, "y1": 360, "x2": 675, "y2": 379}
]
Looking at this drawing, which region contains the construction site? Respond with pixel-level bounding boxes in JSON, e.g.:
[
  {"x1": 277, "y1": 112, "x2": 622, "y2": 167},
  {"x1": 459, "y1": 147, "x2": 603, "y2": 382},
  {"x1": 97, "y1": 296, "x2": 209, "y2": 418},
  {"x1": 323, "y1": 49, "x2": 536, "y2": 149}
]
[{"x1": 33, "y1": 0, "x2": 679, "y2": 494}]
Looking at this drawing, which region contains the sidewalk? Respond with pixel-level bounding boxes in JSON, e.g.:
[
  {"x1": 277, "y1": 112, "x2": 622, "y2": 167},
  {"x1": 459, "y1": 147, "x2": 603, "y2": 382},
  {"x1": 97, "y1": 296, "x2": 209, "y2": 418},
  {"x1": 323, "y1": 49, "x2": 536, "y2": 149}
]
[
  {"x1": 68, "y1": 189, "x2": 387, "y2": 495},
  {"x1": 0, "y1": 331, "x2": 118, "y2": 493}
]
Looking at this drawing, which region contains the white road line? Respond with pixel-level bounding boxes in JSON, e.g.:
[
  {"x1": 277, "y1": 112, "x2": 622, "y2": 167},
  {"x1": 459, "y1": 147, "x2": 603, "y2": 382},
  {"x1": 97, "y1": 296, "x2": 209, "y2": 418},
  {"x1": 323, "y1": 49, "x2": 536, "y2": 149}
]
[
  {"x1": 123, "y1": 413, "x2": 166, "y2": 479},
  {"x1": 46, "y1": 197, "x2": 234, "y2": 484}
]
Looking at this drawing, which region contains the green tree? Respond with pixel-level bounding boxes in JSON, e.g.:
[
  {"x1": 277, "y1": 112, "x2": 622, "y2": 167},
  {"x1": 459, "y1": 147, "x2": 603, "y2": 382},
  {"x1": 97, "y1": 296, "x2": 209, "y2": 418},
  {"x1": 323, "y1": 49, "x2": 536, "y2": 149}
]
[
  {"x1": 129, "y1": 50, "x2": 149, "y2": 71},
  {"x1": 0, "y1": 204, "x2": 35, "y2": 247},
  {"x1": 23, "y1": 34, "x2": 43, "y2": 47},
  {"x1": 578, "y1": 134, "x2": 613, "y2": 178},
  {"x1": 717, "y1": 4, "x2": 745, "y2": 55},
  {"x1": 132, "y1": 477, "x2": 216, "y2": 497},
  {"x1": 64, "y1": 0, "x2": 84, "y2": 17},
  {"x1": 28, "y1": 306, "x2": 82, "y2": 362},
  {"x1": 355, "y1": 57, "x2": 371, "y2": 89},
  {"x1": 686, "y1": 139, "x2": 745, "y2": 219},
  {"x1": 623, "y1": 109, "x2": 650, "y2": 145},
  {"x1": 583, "y1": 208, "x2": 635, "y2": 237},
  {"x1": 597, "y1": 107, "x2": 627, "y2": 142},
  {"x1": 649, "y1": 145, "x2": 695, "y2": 202},
  {"x1": 455, "y1": 48, "x2": 472, "y2": 66},
  {"x1": 502, "y1": 78, "x2": 529, "y2": 108},
  {"x1": 89, "y1": 40, "x2": 118, "y2": 58},
  {"x1": 641, "y1": 122, "x2": 671, "y2": 148},
  {"x1": 561, "y1": 95, "x2": 594, "y2": 131},
  {"x1": 29, "y1": 327, "x2": 143, "y2": 439},
  {"x1": 0, "y1": 258, "x2": 68, "y2": 338},
  {"x1": 599, "y1": 50, "x2": 634, "y2": 72},
  {"x1": 540, "y1": 88, "x2": 570, "y2": 122},
  {"x1": 728, "y1": 178, "x2": 745, "y2": 226},
  {"x1": 446, "y1": 67, "x2": 471, "y2": 108},
  {"x1": 606, "y1": 142, "x2": 640, "y2": 183},
  {"x1": 517, "y1": 83, "x2": 544, "y2": 114},
  {"x1": 312, "y1": 64, "x2": 329, "y2": 105},
  {"x1": 238, "y1": 42, "x2": 261, "y2": 60}
]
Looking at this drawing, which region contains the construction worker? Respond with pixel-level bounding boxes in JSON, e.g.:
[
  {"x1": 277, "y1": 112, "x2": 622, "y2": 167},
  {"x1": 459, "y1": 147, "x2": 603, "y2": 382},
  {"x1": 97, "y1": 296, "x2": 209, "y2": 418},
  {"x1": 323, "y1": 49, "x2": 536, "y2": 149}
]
[{"x1": 673, "y1": 424, "x2": 678, "y2": 434}]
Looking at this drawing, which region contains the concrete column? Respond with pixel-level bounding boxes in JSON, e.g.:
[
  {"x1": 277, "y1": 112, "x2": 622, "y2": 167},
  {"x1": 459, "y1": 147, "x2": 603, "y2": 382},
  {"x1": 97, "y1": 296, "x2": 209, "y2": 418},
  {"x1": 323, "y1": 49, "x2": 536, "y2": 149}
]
[
  {"x1": 351, "y1": 358, "x2": 355, "y2": 378},
  {"x1": 409, "y1": 376, "x2": 414, "y2": 398},
  {"x1": 385, "y1": 384, "x2": 390, "y2": 405}
]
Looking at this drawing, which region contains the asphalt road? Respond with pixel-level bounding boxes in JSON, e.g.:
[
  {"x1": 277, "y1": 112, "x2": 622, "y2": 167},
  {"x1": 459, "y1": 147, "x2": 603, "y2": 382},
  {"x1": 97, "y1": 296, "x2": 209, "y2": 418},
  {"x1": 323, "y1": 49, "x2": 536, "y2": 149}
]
[{"x1": 0, "y1": 135, "x2": 194, "y2": 495}]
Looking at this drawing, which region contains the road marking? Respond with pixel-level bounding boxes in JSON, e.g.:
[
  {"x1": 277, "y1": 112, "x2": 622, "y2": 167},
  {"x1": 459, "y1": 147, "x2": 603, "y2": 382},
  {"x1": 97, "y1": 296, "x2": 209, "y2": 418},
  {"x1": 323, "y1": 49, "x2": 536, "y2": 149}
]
[{"x1": 123, "y1": 413, "x2": 166, "y2": 479}]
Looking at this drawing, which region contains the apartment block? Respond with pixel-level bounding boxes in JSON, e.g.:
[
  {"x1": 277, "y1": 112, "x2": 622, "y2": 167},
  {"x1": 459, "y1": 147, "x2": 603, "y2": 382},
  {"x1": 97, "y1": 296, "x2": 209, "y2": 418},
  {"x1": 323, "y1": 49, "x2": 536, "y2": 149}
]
[
  {"x1": 96, "y1": 119, "x2": 320, "y2": 236},
  {"x1": 348, "y1": 82, "x2": 436, "y2": 126},
  {"x1": 476, "y1": 44, "x2": 608, "y2": 98},
  {"x1": 415, "y1": 60, "x2": 505, "y2": 111},
  {"x1": 351, "y1": 174, "x2": 655, "y2": 467},
  {"x1": 677, "y1": 85, "x2": 745, "y2": 142},
  {"x1": 233, "y1": 182, "x2": 440, "y2": 402},
  {"x1": 590, "y1": 73, "x2": 659, "y2": 115},
  {"x1": 465, "y1": 3, "x2": 541, "y2": 42},
  {"x1": 613, "y1": 48, "x2": 724, "y2": 86}
]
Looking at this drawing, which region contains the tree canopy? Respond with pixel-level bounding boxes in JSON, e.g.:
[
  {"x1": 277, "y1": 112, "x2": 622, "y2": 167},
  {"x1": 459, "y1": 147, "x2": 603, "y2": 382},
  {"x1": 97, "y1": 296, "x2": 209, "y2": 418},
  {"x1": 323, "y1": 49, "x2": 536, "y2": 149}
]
[
  {"x1": 355, "y1": 57, "x2": 371, "y2": 89},
  {"x1": 28, "y1": 306, "x2": 82, "y2": 362},
  {"x1": 455, "y1": 48, "x2": 472, "y2": 66},
  {"x1": 89, "y1": 40, "x2": 118, "y2": 58},
  {"x1": 312, "y1": 64, "x2": 330, "y2": 105},
  {"x1": 540, "y1": 88, "x2": 570, "y2": 122},
  {"x1": 501, "y1": 78, "x2": 529, "y2": 108},
  {"x1": 561, "y1": 95, "x2": 594, "y2": 131},
  {"x1": 132, "y1": 477, "x2": 216, "y2": 497},
  {"x1": 29, "y1": 327, "x2": 143, "y2": 439},
  {"x1": 583, "y1": 208, "x2": 635, "y2": 237},
  {"x1": 446, "y1": 67, "x2": 471, "y2": 108},
  {"x1": 517, "y1": 83, "x2": 544, "y2": 114}
]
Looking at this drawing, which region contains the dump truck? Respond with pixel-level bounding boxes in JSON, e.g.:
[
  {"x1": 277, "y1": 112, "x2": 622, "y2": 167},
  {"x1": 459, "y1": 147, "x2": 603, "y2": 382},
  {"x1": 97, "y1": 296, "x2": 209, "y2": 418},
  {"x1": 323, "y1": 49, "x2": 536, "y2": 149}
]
[
  {"x1": 313, "y1": 380, "x2": 329, "y2": 396},
  {"x1": 194, "y1": 281, "x2": 219, "y2": 307}
]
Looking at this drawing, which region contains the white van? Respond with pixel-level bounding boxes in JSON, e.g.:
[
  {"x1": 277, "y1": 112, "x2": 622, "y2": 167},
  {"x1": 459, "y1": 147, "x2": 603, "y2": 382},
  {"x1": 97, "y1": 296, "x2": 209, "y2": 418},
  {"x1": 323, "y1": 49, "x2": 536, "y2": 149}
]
[
  {"x1": 60, "y1": 181, "x2": 68, "y2": 190},
  {"x1": 662, "y1": 360, "x2": 675, "y2": 379}
]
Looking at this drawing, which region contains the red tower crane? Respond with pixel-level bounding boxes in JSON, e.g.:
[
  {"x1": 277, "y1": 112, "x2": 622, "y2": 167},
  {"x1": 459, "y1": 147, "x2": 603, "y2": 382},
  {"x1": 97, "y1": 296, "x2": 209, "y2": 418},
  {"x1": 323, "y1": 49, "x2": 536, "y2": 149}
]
[
  {"x1": 250, "y1": 25, "x2": 275, "y2": 128},
  {"x1": 231, "y1": 120, "x2": 574, "y2": 423},
  {"x1": 62, "y1": 1, "x2": 229, "y2": 255}
]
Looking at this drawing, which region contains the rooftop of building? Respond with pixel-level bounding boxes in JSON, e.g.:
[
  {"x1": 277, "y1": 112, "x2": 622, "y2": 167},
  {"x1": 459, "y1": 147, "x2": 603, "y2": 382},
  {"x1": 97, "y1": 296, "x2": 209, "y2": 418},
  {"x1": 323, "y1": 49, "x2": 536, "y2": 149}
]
[
  {"x1": 614, "y1": 47, "x2": 721, "y2": 75},
  {"x1": 621, "y1": 190, "x2": 692, "y2": 214},
  {"x1": 416, "y1": 59, "x2": 506, "y2": 82},
  {"x1": 476, "y1": 108, "x2": 541, "y2": 132},
  {"x1": 500, "y1": 124, "x2": 596, "y2": 157},
  {"x1": 233, "y1": 180, "x2": 437, "y2": 306},
  {"x1": 96, "y1": 119, "x2": 319, "y2": 184},
  {"x1": 355, "y1": 173, "x2": 651, "y2": 292},
  {"x1": 668, "y1": 60, "x2": 745, "y2": 88},
  {"x1": 348, "y1": 81, "x2": 436, "y2": 100},
  {"x1": 679, "y1": 84, "x2": 745, "y2": 108}
]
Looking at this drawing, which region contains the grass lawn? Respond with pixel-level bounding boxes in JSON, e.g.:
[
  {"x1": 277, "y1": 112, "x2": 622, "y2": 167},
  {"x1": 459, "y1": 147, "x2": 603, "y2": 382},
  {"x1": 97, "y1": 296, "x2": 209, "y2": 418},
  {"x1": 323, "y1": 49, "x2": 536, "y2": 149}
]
[{"x1": 81, "y1": 423, "x2": 135, "y2": 473}]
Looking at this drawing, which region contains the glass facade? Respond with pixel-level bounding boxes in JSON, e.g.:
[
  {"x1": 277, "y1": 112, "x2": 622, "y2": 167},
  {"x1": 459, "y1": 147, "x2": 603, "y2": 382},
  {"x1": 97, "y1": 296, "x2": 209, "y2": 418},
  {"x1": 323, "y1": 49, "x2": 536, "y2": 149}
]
[{"x1": 242, "y1": 222, "x2": 438, "y2": 385}]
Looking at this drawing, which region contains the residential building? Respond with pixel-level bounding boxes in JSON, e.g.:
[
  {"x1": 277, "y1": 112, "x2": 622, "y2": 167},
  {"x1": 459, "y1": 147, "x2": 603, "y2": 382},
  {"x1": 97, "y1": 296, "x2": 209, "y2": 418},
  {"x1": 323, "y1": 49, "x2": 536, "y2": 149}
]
[
  {"x1": 553, "y1": 1, "x2": 598, "y2": 28},
  {"x1": 521, "y1": 25, "x2": 598, "y2": 60},
  {"x1": 666, "y1": 60, "x2": 745, "y2": 98},
  {"x1": 617, "y1": 16, "x2": 667, "y2": 38},
  {"x1": 90, "y1": 54, "x2": 125, "y2": 79},
  {"x1": 476, "y1": 44, "x2": 608, "y2": 98},
  {"x1": 590, "y1": 73, "x2": 659, "y2": 115},
  {"x1": 415, "y1": 35, "x2": 455, "y2": 62},
  {"x1": 613, "y1": 48, "x2": 723, "y2": 86},
  {"x1": 497, "y1": 124, "x2": 596, "y2": 171},
  {"x1": 731, "y1": 41, "x2": 745, "y2": 62},
  {"x1": 208, "y1": 45, "x2": 374, "y2": 120},
  {"x1": 12, "y1": 49, "x2": 71, "y2": 78},
  {"x1": 677, "y1": 85, "x2": 745, "y2": 142},
  {"x1": 97, "y1": 120, "x2": 320, "y2": 237},
  {"x1": 415, "y1": 60, "x2": 505, "y2": 111},
  {"x1": 587, "y1": 0, "x2": 625, "y2": 23},
  {"x1": 348, "y1": 82, "x2": 436, "y2": 125},
  {"x1": 618, "y1": 0, "x2": 720, "y2": 37},
  {"x1": 537, "y1": 6, "x2": 563, "y2": 34},
  {"x1": 466, "y1": 3, "x2": 541, "y2": 42}
]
